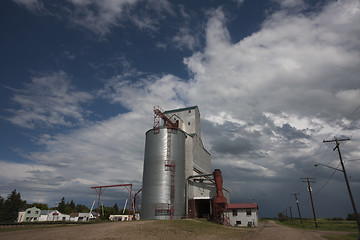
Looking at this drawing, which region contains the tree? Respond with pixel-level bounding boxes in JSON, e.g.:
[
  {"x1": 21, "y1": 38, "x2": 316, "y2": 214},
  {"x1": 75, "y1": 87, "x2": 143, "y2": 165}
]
[
  {"x1": 64, "y1": 200, "x2": 76, "y2": 214},
  {"x1": 57, "y1": 197, "x2": 66, "y2": 213},
  {"x1": 277, "y1": 212, "x2": 287, "y2": 222},
  {"x1": 76, "y1": 204, "x2": 90, "y2": 213},
  {"x1": 69, "y1": 200, "x2": 76, "y2": 210},
  {"x1": 0, "y1": 195, "x2": 4, "y2": 220},
  {"x1": 347, "y1": 213, "x2": 360, "y2": 221},
  {"x1": 27, "y1": 203, "x2": 48, "y2": 210},
  {"x1": 0, "y1": 189, "x2": 26, "y2": 223},
  {"x1": 113, "y1": 203, "x2": 119, "y2": 214}
]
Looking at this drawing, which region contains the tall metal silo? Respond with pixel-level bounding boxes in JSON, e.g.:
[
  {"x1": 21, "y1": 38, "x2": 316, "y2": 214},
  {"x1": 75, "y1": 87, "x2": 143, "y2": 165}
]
[{"x1": 141, "y1": 127, "x2": 186, "y2": 220}]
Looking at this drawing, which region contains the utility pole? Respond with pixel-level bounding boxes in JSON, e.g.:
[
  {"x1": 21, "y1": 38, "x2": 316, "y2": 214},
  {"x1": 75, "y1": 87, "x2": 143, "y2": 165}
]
[
  {"x1": 291, "y1": 193, "x2": 303, "y2": 224},
  {"x1": 301, "y1": 177, "x2": 318, "y2": 228},
  {"x1": 289, "y1": 206, "x2": 293, "y2": 221},
  {"x1": 323, "y1": 138, "x2": 360, "y2": 232}
]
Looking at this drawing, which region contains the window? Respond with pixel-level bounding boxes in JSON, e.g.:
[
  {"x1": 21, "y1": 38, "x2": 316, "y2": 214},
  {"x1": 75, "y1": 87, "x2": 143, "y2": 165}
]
[
  {"x1": 35, "y1": 211, "x2": 39, "y2": 214},
  {"x1": 236, "y1": 221, "x2": 241, "y2": 226},
  {"x1": 27, "y1": 211, "x2": 31, "y2": 214},
  {"x1": 246, "y1": 210, "x2": 252, "y2": 216},
  {"x1": 188, "y1": 122, "x2": 191, "y2": 125},
  {"x1": 232, "y1": 209, "x2": 237, "y2": 216}
]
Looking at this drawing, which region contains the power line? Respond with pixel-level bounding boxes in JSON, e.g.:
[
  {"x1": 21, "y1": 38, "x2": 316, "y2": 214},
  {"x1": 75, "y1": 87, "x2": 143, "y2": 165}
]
[
  {"x1": 323, "y1": 138, "x2": 360, "y2": 232},
  {"x1": 301, "y1": 177, "x2": 318, "y2": 228},
  {"x1": 312, "y1": 162, "x2": 340, "y2": 197},
  {"x1": 324, "y1": 103, "x2": 360, "y2": 141}
]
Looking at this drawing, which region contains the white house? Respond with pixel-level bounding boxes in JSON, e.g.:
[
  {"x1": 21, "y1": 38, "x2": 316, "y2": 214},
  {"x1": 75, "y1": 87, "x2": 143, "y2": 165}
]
[
  {"x1": 41, "y1": 210, "x2": 70, "y2": 221},
  {"x1": 109, "y1": 214, "x2": 140, "y2": 221},
  {"x1": 226, "y1": 203, "x2": 258, "y2": 227},
  {"x1": 69, "y1": 212, "x2": 96, "y2": 222},
  {"x1": 17, "y1": 207, "x2": 41, "y2": 222}
]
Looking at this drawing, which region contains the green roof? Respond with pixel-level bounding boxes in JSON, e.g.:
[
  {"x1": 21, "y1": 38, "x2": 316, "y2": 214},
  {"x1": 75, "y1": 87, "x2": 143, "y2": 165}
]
[
  {"x1": 163, "y1": 106, "x2": 198, "y2": 114},
  {"x1": 188, "y1": 133, "x2": 196, "y2": 138}
]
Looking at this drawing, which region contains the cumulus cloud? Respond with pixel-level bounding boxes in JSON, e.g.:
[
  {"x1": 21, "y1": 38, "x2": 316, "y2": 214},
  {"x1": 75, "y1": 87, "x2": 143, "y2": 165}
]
[
  {"x1": 12, "y1": 0, "x2": 175, "y2": 37},
  {"x1": 4, "y1": 0, "x2": 360, "y2": 217},
  {"x1": 98, "y1": 70, "x2": 190, "y2": 112},
  {"x1": 4, "y1": 71, "x2": 92, "y2": 129},
  {"x1": 172, "y1": 26, "x2": 201, "y2": 51},
  {"x1": 181, "y1": 1, "x2": 360, "y2": 215}
]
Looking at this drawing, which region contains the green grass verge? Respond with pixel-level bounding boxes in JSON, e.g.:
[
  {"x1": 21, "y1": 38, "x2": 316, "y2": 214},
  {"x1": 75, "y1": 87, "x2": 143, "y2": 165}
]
[
  {"x1": 154, "y1": 219, "x2": 251, "y2": 239},
  {"x1": 0, "y1": 221, "x2": 98, "y2": 233},
  {"x1": 322, "y1": 233, "x2": 360, "y2": 240},
  {"x1": 277, "y1": 219, "x2": 358, "y2": 232},
  {"x1": 277, "y1": 219, "x2": 360, "y2": 240}
]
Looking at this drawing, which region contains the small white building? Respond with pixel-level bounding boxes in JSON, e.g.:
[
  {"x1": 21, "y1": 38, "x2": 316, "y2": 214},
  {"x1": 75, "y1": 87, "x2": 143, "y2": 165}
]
[
  {"x1": 109, "y1": 214, "x2": 140, "y2": 221},
  {"x1": 41, "y1": 210, "x2": 70, "y2": 221},
  {"x1": 17, "y1": 207, "x2": 41, "y2": 222},
  {"x1": 226, "y1": 203, "x2": 258, "y2": 227},
  {"x1": 69, "y1": 212, "x2": 96, "y2": 222}
]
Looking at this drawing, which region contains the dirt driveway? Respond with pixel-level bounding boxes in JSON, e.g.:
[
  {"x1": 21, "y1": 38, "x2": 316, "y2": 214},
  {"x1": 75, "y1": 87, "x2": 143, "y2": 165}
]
[
  {"x1": 0, "y1": 220, "x2": 355, "y2": 240},
  {"x1": 243, "y1": 220, "x2": 354, "y2": 240}
]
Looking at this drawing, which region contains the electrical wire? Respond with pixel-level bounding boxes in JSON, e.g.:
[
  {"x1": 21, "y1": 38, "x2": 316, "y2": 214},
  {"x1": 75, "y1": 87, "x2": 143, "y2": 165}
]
[
  {"x1": 324, "y1": 103, "x2": 360, "y2": 141},
  {"x1": 347, "y1": 158, "x2": 360, "y2": 162},
  {"x1": 312, "y1": 162, "x2": 341, "y2": 198}
]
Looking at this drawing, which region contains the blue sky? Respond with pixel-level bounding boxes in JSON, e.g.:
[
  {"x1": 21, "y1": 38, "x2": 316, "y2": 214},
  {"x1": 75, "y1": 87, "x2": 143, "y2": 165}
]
[{"x1": 1, "y1": 0, "x2": 360, "y2": 218}]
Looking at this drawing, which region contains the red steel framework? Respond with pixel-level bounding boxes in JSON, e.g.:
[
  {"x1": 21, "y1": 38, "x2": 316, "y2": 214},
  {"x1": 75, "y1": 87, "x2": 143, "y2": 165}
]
[
  {"x1": 132, "y1": 188, "x2": 142, "y2": 220},
  {"x1": 91, "y1": 184, "x2": 132, "y2": 220},
  {"x1": 153, "y1": 106, "x2": 178, "y2": 219},
  {"x1": 153, "y1": 106, "x2": 178, "y2": 133}
]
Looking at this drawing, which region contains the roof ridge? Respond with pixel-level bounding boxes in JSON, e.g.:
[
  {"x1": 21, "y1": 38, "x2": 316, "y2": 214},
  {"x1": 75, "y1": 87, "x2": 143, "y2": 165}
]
[{"x1": 163, "y1": 106, "x2": 198, "y2": 114}]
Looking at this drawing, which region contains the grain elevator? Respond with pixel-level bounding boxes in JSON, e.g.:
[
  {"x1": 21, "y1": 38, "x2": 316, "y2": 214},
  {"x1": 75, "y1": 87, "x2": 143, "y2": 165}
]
[{"x1": 141, "y1": 106, "x2": 229, "y2": 220}]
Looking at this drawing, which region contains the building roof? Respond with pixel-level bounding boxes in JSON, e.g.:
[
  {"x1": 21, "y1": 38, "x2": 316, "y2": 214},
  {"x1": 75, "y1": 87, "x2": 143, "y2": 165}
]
[
  {"x1": 163, "y1": 106, "x2": 198, "y2": 114},
  {"x1": 227, "y1": 203, "x2": 258, "y2": 209},
  {"x1": 40, "y1": 210, "x2": 49, "y2": 215}
]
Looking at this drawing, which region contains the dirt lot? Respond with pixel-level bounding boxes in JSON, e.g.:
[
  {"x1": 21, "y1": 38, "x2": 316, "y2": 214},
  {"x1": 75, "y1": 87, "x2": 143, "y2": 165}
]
[
  {"x1": 243, "y1": 220, "x2": 354, "y2": 240},
  {"x1": 0, "y1": 219, "x2": 355, "y2": 240}
]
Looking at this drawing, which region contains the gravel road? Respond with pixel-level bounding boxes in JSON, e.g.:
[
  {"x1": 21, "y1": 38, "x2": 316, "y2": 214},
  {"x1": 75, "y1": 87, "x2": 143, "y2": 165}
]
[
  {"x1": 243, "y1": 220, "x2": 354, "y2": 240},
  {"x1": 0, "y1": 220, "x2": 355, "y2": 240}
]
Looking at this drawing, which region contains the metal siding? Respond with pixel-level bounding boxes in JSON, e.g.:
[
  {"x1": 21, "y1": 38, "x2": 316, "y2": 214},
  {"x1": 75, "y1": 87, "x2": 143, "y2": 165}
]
[{"x1": 141, "y1": 127, "x2": 186, "y2": 220}]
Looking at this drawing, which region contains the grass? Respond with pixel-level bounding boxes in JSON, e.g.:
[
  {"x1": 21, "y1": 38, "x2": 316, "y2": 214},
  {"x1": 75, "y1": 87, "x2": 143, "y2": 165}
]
[
  {"x1": 277, "y1": 218, "x2": 360, "y2": 240},
  {"x1": 277, "y1": 218, "x2": 358, "y2": 232},
  {"x1": 1, "y1": 219, "x2": 252, "y2": 239},
  {"x1": 0, "y1": 224, "x2": 70, "y2": 232},
  {"x1": 0, "y1": 221, "x2": 96, "y2": 233},
  {"x1": 152, "y1": 219, "x2": 252, "y2": 239},
  {"x1": 322, "y1": 233, "x2": 360, "y2": 240}
]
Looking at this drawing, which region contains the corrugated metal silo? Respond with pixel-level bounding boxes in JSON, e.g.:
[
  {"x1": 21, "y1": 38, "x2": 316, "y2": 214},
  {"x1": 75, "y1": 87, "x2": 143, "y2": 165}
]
[{"x1": 141, "y1": 127, "x2": 186, "y2": 220}]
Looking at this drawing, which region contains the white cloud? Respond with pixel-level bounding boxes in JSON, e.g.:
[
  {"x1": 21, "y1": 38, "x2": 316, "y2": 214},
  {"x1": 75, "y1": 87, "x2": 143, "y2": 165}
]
[
  {"x1": 4, "y1": 0, "x2": 360, "y2": 216},
  {"x1": 0, "y1": 161, "x2": 55, "y2": 184},
  {"x1": 172, "y1": 26, "x2": 201, "y2": 51},
  {"x1": 12, "y1": 0, "x2": 46, "y2": 13},
  {"x1": 180, "y1": 2, "x2": 360, "y2": 212},
  {"x1": 66, "y1": 0, "x2": 139, "y2": 36},
  {"x1": 273, "y1": 0, "x2": 306, "y2": 9},
  {"x1": 13, "y1": 0, "x2": 174, "y2": 37},
  {"x1": 232, "y1": 0, "x2": 245, "y2": 8},
  {"x1": 185, "y1": 2, "x2": 360, "y2": 123},
  {"x1": 5, "y1": 71, "x2": 93, "y2": 129},
  {"x1": 98, "y1": 70, "x2": 190, "y2": 112}
]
